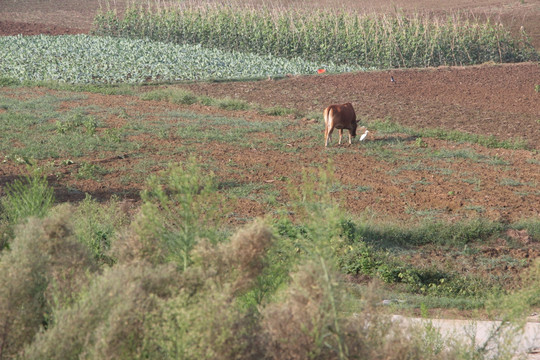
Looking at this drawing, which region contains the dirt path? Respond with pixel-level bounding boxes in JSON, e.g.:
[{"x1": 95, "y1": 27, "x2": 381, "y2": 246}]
[{"x1": 392, "y1": 314, "x2": 540, "y2": 359}]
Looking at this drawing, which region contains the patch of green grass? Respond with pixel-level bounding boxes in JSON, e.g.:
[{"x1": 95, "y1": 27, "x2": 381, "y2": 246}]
[
  {"x1": 512, "y1": 218, "x2": 540, "y2": 241},
  {"x1": 215, "y1": 97, "x2": 251, "y2": 111},
  {"x1": 461, "y1": 177, "x2": 483, "y2": 191},
  {"x1": 354, "y1": 217, "x2": 504, "y2": 248},
  {"x1": 355, "y1": 185, "x2": 372, "y2": 193},
  {"x1": 485, "y1": 155, "x2": 510, "y2": 166},
  {"x1": 499, "y1": 177, "x2": 524, "y2": 187},
  {"x1": 389, "y1": 161, "x2": 453, "y2": 176},
  {"x1": 169, "y1": 110, "x2": 288, "y2": 146},
  {"x1": 421, "y1": 128, "x2": 528, "y2": 150},
  {"x1": 221, "y1": 181, "x2": 270, "y2": 199},
  {"x1": 0, "y1": 92, "x2": 139, "y2": 159},
  {"x1": 76, "y1": 162, "x2": 109, "y2": 180},
  {"x1": 464, "y1": 205, "x2": 486, "y2": 213},
  {"x1": 431, "y1": 148, "x2": 486, "y2": 162},
  {"x1": 141, "y1": 88, "x2": 254, "y2": 111},
  {"x1": 32, "y1": 81, "x2": 136, "y2": 95},
  {"x1": 404, "y1": 206, "x2": 445, "y2": 218},
  {"x1": 0, "y1": 167, "x2": 55, "y2": 239},
  {"x1": 259, "y1": 105, "x2": 298, "y2": 117},
  {"x1": 364, "y1": 143, "x2": 400, "y2": 163},
  {"x1": 368, "y1": 119, "x2": 529, "y2": 150},
  {"x1": 140, "y1": 88, "x2": 197, "y2": 105}
]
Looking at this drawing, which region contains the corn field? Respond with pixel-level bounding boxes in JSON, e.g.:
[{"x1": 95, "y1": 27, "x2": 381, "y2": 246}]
[{"x1": 93, "y1": 4, "x2": 539, "y2": 69}]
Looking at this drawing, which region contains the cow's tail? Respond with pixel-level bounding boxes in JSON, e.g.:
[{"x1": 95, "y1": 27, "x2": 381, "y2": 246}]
[{"x1": 324, "y1": 106, "x2": 334, "y2": 147}]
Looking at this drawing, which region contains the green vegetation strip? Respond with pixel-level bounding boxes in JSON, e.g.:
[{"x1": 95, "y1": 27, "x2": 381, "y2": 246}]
[
  {"x1": 94, "y1": 5, "x2": 539, "y2": 69},
  {"x1": 0, "y1": 34, "x2": 362, "y2": 84},
  {"x1": 369, "y1": 119, "x2": 529, "y2": 150}
]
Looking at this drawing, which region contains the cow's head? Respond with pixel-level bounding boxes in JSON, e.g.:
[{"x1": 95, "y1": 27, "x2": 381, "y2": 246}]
[{"x1": 350, "y1": 119, "x2": 358, "y2": 138}]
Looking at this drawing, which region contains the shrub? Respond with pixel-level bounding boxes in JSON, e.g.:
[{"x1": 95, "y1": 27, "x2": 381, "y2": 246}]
[
  {"x1": 22, "y1": 262, "x2": 180, "y2": 360},
  {"x1": 0, "y1": 205, "x2": 97, "y2": 359},
  {"x1": 262, "y1": 258, "x2": 356, "y2": 360},
  {"x1": 142, "y1": 221, "x2": 273, "y2": 359},
  {"x1": 0, "y1": 77, "x2": 19, "y2": 87}
]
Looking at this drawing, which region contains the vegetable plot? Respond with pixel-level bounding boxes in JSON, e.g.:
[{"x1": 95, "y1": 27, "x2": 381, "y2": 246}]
[{"x1": 0, "y1": 35, "x2": 364, "y2": 84}]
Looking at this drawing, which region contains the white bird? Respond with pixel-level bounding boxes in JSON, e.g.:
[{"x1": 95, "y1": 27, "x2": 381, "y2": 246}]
[{"x1": 359, "y1": 130, "x2": 369, "y2": 142}]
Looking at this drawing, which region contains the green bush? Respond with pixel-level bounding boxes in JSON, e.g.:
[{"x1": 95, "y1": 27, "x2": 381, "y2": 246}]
[
  {"x1": 22, "y1": 263, "x2": 180, "y2": 360},
  {"x1": 134, "y1": 159, "x2": 225, "y2": 269},
  {"x1": 0, "y1": 77, "x2": 19, "y2": 87},
  {"x1": 143, "y1": 221, "x2": 273, "y2": 359}
]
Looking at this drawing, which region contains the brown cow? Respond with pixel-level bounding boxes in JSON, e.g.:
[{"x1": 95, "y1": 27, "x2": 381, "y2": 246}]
[{"x1": 324, "y1": 103, "x2": 358, "y2": 147}]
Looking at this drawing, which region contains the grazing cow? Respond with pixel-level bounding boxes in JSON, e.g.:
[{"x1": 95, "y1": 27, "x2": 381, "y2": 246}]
[{"x1": 324, "y1": 103, "x2": 358, "y2": 147}]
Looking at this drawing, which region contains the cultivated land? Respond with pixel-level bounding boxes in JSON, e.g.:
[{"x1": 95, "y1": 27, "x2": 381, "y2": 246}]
[
  {"x1": 1, "y1": 0, "x2": 539, "y2": 223},
  {"x1": 1, "y1": 0, "x2": 539, "y2": 320}
]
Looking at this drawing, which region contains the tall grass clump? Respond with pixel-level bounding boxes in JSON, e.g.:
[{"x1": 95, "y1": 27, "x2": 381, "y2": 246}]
[
  {"x1": 0, "y1": 166, "x2": 55, "y2": 249},
  {"x1": 71, "y1": 195, "x2": 130, "y2": 266},
  {"x1": 93, "y1": 4, "x2": 539, "y2": 69},
  {"x1": 133, "y1": 158, "x2": 225, "y2": 270}
]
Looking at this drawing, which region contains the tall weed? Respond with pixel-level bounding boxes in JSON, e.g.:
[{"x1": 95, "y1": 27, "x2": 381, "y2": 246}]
[
  {"x1": 0, "y1": 166, "x2": 54, "y2": 249},
  {"x1": 72, "y1": 194, "x2": 130, "y2": 266},
  {"x1": 134, "y1": 159, "x2": 225, "y2": 269},
  {"x1": 0, "y1": 167, "x2": 54, "y2": 226}
]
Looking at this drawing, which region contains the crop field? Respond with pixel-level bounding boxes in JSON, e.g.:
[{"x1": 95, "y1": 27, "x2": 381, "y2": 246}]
[{"x1": 0, "y1": 0, "x2": 540, "y2": 359}]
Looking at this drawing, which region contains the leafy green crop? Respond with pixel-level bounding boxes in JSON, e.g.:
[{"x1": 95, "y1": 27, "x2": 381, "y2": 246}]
[{"x1": 0, "y1": 34, "x2": 364, "y2": 84}]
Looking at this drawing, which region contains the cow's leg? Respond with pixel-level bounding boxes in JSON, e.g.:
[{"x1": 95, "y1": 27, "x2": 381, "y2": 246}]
[
  {"x1": 338, "y1": 129, "x2": 343, "y2": 144},
  {"x1": 348, "y1": 131, "x2": 352, "y2": 145},
  {"x1": 325, "y1": 126, "x2": 332, "y2": 147}
]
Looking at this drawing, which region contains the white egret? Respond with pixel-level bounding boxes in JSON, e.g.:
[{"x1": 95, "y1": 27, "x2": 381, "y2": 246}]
[{"x1": 359, "y1": 130, "x2": 369, "y2": 142}]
